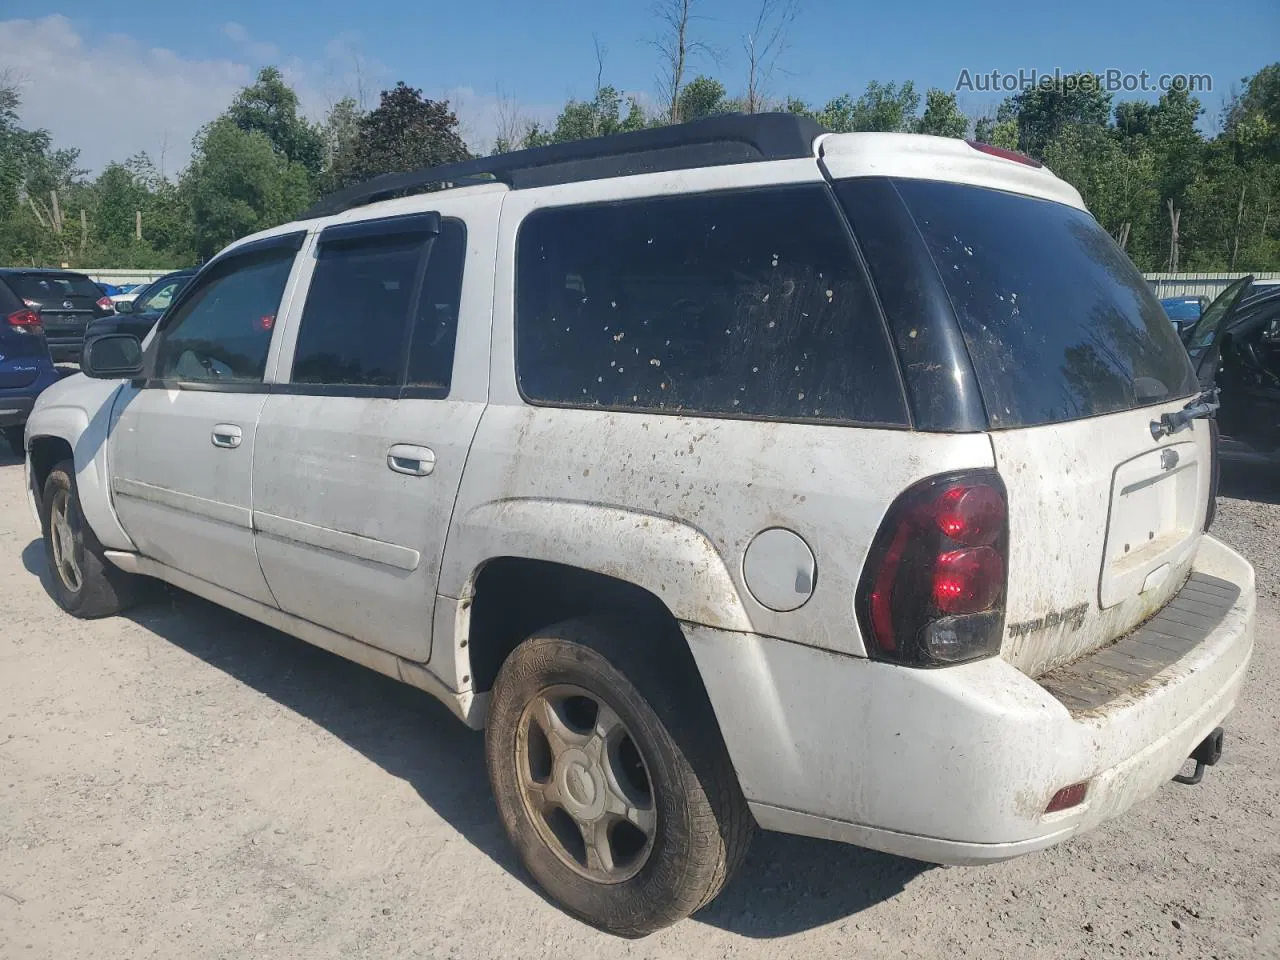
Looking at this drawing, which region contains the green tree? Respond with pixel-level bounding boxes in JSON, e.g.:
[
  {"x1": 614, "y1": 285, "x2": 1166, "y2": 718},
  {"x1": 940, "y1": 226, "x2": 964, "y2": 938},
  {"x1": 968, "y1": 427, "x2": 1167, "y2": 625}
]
[
  {"x1": 915, "y1": 89, "x2": 968, "y2": 138},
  {"x1": 1000, "y1": 72, "x2": 1112, "y2": 159},
  {"x1": 182, "y1": 118, "x2": 312, "y2": 259},
  {"x1": 326, "y1": 82, "x2": 470, "y2": 192},
  {"x1": 813, "y1": 81, "x2": 920, "y2": 133},
  {"x1": 227, "y1": 66, "x2": 325, "y2": 175},
  {"x1": 677, "y1": 75, "x2": 728, "y2": 122}
]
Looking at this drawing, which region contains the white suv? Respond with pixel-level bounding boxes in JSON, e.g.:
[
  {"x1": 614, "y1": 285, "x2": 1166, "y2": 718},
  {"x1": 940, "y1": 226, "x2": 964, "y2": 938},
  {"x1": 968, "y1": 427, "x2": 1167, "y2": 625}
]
[{"x1": 22, "y1": 116, "x2": 1255, "y2": 937}]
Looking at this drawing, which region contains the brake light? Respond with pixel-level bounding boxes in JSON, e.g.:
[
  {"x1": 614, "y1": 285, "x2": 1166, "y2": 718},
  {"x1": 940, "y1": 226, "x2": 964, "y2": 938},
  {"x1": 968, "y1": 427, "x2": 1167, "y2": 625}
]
[
  {"x1": 6, "y1": 308, "x2": 43, "y2": 335},
  {"x1": 96, "y1": 296, "x2": 115, "y2": 312},
  {"x1": 857, "y1": 472, "x2": 1008, "y2": 666},
  {"x1": 965, "y1": 139, "x2": 1043, "y2": 168}
]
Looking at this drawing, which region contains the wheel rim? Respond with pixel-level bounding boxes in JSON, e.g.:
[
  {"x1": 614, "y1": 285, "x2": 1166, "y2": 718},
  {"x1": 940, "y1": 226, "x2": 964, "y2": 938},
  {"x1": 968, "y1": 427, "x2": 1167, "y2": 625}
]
[
  {"x1": 49, "y1": 488, "x2": 83, "y2": 593},
  {"x1": 516, "y1": 684, "x2": 658, "y2": 884}
]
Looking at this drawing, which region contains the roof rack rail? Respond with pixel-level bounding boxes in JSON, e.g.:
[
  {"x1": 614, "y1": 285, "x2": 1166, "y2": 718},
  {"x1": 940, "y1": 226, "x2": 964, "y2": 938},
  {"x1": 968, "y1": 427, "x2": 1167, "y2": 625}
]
[{"x1": 301, "y1": 112, "x2": 828, "y2": 219}]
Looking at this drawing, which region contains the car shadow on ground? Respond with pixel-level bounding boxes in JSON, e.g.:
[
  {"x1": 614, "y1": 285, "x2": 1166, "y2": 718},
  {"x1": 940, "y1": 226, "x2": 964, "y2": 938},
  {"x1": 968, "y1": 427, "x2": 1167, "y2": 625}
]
[
  {"x1": 1218, "y1": 460, "x2": 1280, "y2": 506},
  {"x1": 19, "y1": 538, "x2": 926, "y2": 938}
]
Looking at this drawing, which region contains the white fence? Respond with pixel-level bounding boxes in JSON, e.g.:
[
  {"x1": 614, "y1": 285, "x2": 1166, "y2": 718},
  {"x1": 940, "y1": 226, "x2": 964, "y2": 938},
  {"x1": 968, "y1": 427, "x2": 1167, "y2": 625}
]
[{"x1": 1144, "y1": 272, "x2": 1280, "y2": 299}]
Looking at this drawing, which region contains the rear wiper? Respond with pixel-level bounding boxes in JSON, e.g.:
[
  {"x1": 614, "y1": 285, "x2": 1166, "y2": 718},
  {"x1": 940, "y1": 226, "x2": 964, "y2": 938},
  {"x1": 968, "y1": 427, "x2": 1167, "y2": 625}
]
[{"x1": 1150, "y1": 388, "x2": 1220, "y2": 439}]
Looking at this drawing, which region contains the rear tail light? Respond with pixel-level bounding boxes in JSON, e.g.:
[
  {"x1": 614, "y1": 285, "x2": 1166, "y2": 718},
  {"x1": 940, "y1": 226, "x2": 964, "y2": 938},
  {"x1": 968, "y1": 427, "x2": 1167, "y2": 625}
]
[
  {"x1": 96, "y1": 296, "x2": 115, "y2": 312},
  {"x1": 965, "y1": 139, "x2": 1043, "y2": 168},
  {"x1": 857, "y1": 471, "x2": 1008, "y2": 666},
  {"x1": 6, "y1": 308, "x2": 44, "y2": 335}
]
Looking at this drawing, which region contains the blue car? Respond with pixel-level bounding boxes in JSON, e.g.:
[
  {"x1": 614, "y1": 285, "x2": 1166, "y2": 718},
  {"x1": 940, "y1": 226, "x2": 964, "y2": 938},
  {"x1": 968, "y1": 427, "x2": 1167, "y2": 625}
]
[
  {"x1": 1160, "y1": 296, "x2": 1205, "y2": 335},
  {"x1": 0, "y1": 274, "x2": 60, "y2": 453}
]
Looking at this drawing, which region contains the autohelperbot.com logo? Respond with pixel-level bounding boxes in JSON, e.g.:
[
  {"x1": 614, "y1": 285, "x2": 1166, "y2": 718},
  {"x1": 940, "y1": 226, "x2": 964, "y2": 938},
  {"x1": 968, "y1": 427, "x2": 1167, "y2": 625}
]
[{"x1": 955, "y1": 69, "x2": 1212, "y2": 95}]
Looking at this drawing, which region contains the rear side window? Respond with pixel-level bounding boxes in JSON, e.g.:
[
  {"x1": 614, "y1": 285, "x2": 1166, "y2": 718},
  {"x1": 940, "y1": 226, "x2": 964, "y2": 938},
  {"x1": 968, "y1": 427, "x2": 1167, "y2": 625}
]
[
  {"x1": 883, "y1": 179, "x2": 1197, "y2": 428},
  {"x1": 156, "y1": 249, "x2": 295, "y2": 383},
  {"x1": 406, "y1": 220, "x2": 466, "y2": 393},
  {"x1": 515, "y1": 185, "x2": 907, "y2": 425}
]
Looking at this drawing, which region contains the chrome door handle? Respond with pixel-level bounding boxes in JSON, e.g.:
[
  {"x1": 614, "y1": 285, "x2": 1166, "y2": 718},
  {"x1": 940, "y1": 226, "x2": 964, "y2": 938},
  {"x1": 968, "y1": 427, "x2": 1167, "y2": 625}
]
[
  {"x1": 212, "y1": 424, "x2": 243, "y2": 449},
  {"x1": 388, "y1": 444, "x2": 435, "y2": 476}
]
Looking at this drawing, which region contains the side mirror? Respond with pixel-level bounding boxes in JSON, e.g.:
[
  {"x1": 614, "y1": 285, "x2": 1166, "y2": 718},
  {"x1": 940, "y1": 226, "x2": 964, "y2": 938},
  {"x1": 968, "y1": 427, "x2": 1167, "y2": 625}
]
[
  {"x1": 81, "y1": 333, "x2": 144, "y2": 379},
  {"x1": 115, "y1": 300, "x2": 135, "y2": 314}
]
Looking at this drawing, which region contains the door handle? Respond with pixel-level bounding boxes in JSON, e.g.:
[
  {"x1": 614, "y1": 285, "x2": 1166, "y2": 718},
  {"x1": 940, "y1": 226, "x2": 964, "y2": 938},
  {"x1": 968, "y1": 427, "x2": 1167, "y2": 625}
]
[
  {"x1": 388, "y1": 444, "x2": 435, "y2": 476},
  {"x1": 212, "y1": 424, "x2": 243, "y2": 449}
]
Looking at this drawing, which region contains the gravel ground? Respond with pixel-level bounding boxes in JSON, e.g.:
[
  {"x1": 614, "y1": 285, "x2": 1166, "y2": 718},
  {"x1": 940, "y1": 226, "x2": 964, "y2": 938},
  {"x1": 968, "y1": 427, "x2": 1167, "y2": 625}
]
[{"x1": 0, "y1": 451, "x2": 1277, "y2": 959}]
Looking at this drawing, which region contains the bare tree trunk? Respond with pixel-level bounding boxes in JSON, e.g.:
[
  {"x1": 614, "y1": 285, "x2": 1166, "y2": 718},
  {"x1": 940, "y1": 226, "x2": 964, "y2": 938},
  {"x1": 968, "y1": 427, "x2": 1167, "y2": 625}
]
[
  {"x1": 1166, "y1": 199, "x2": 1181, "y2": 273},
  {"x1": 593, "y1": 35, "x2": 607, "y2": 136},
  {"x1": 745, "y1": 0, "x2": 798, "y2": 115},
  {"x1": 1116, "y1": 221, "x2": 1131, "y2": 252},
  {"x1": 653, "y1": 0, "x2": 694, "y2": 123},
  {"x1": 27, "y1": 196, "x2": 49, "y2": 230},
  {"x1": 49, "y1": 191, "x2": 63, "y2": 235},
  {"x1": 1230, "y1": 180, "x2": 1246, "y2": 269},
  {"x1": 80, "y1": 209, "x2": 87, "y2": 253},
  {"x1": 135, "y1": 210, "x2": 142, "y2": 242}
]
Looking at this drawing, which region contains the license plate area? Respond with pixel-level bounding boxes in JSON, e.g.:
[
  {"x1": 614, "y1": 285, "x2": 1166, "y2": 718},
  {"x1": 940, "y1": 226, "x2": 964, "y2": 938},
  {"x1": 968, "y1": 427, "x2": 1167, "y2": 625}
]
[{"x1": 1100, "y1": 441, "x2": 1200, "y2": 608}]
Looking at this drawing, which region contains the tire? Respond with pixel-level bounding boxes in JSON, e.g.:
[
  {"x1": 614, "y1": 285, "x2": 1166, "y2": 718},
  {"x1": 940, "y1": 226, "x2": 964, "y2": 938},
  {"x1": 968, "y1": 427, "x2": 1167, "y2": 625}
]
[
  {"x1": 40, "y1": 459, "x2": 138, "y2": 618},
  {"x1": 2, "y1": 424, "x2": 23, "y2": 454},
  {"x1": 486, "y1": 616, "x2": 753, "y2": 937}
]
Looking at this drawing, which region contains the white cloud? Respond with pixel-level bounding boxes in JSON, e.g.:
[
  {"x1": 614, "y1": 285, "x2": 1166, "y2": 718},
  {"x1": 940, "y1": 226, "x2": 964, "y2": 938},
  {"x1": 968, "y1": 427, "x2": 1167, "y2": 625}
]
[
  {"x1": 221, "y1": 21, "x2": 279, "y2": 62},
  {"x1": 0, "y1": 15, "x2": 559, "y2": 178},
  {"x1": 1, "y1": 16, "x2": 252, "y2": 175}
]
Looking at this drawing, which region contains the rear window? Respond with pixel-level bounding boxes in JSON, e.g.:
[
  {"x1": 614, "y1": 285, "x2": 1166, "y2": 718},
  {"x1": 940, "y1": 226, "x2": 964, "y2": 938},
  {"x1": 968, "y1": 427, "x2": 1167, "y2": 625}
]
[
  {"x1": 7, "y1": 273, "x2": 103, "y2": 302},
  {"x1": 885, "y1": 179, "x2": 1197, "y2": 428},
  {"x1": 515, "y1": 184, "x2": 907, "y2": 426}
]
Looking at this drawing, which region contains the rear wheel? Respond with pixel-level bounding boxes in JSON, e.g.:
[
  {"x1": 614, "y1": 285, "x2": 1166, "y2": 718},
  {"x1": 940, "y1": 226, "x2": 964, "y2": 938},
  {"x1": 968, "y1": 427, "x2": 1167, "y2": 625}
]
[
  {"x1": 486, "y1": 616, "x2": 752, "y2": 937},
  {"x1": 41, "y1": 460, "x2": 138, "y2": 618}
]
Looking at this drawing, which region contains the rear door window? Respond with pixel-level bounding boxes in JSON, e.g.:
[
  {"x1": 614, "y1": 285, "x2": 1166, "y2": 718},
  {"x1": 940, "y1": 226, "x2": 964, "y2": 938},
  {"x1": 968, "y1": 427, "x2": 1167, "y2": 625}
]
[
  {"x1": 515, "y1": 184, "x2": 907, "y2": 426},
  {"x1": 871, "y1": 179, "x2": 1197, "y2": 428}
]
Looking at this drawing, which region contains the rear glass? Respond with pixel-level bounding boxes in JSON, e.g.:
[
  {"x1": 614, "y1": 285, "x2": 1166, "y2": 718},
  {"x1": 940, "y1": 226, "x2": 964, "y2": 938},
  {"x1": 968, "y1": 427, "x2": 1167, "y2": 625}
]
[
  {"x1": 890, "y1": 179, "x2": 1197, "y2": 428},
  {"x1": 7, "y1": 274, "x2": 103, "y2": 302}
]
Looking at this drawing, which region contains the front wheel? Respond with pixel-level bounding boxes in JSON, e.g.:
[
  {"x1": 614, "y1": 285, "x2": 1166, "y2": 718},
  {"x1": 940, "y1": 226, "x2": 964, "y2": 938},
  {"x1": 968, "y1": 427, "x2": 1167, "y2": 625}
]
[
  {"x1": 41, "y1": 459, "x2": 138, "y2": 618},
  {"x1": 485, "y1": 616, "x2": 753, "y2": 937}
]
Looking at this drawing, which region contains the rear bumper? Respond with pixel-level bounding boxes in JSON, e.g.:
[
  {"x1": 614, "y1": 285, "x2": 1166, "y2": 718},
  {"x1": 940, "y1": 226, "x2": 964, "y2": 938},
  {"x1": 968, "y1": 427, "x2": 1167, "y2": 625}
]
[
  {"x1": 0, "y1": 395, "x2": 35, "y2": 428},
  {"x1": 685, "y1": 534, "x2": 1254, "y2": 865}
]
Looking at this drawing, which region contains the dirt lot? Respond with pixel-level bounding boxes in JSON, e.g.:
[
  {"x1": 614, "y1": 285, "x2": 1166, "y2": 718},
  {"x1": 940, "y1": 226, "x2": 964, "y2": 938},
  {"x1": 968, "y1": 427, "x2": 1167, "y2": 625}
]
[{"x1": 1, "y1": 450, "x2": 1278, "y2": 960}]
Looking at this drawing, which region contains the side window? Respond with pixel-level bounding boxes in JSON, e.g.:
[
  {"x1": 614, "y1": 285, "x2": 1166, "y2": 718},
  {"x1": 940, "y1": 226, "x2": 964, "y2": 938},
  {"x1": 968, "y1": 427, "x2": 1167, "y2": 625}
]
[
  {"x1": 156, "y1": 249, "x2": 296, "y2": 383},
  {"x1": 288, "y1": 218, "x2": 465, "y2": 395},
  {"x1": 292, "y1": 232, "x2": 425, "y2": 387},
  {"x1": 406, "y1": 220, "x2": 466, "y2": 394},
  {"x1": 514, "y1": 185, "x2": 907, "y2": 425}
]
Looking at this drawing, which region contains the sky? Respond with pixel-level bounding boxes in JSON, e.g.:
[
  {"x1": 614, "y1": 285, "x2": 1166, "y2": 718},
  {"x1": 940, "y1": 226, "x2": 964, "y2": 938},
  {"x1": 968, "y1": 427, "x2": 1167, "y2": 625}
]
[{"x1": 2, "y1": 0, "x2": 1278, "y2": 176}]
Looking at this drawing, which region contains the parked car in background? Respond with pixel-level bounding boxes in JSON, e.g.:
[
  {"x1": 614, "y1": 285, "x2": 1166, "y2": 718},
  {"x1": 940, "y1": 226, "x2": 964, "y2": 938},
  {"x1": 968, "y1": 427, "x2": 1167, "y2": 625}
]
[
  {"x1": 1160, "y1": 296, "x2": 1206, "y2": 335},
  {"x1": 1181, "y1": 277, "x2": 1280, "y2": 461},
  {"x1": 108, "y1": 282, "x2": 148, "y2": 308},
  {"x1": 0, "y1": 269, "x2": 115, "y2": 363},
  {"x1": 86, "y1": 268, "x2": 196, "y2": 341},
  {"x1": 0, "y1": 274, "x2": 59, "y2": 453},
  {"x1": 23, "y1": 117, "x2": 1255, "y2": 936}
]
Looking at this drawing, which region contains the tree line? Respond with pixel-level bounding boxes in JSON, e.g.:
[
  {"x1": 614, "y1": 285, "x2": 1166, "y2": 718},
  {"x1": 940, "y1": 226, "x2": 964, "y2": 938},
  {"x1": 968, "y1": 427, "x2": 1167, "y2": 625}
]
[{"x1": 1, "y1": 45, "x2": 1277, "y2": 273}]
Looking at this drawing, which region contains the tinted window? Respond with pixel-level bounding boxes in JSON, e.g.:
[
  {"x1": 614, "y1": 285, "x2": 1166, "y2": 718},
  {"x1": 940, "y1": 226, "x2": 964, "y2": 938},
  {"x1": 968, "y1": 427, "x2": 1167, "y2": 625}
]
[
  {"x1": 406, "y1": 220, "x2": 466, "y2": 393},
  {"x1": 292, "y1": 234, "x2": 424, "y2": 386},
  {"x1": 8, "y1": 274, "x2": 103, "y2": 301},
  {"x1": 515, "y1": 185, "x2": 906, "y2": 425},
  {"x1": 155, "y1": 250, "x2": 295, "y2": 383},
  {"x1": 885, "y1": 179, "x2": 1197, "y2": 428}
]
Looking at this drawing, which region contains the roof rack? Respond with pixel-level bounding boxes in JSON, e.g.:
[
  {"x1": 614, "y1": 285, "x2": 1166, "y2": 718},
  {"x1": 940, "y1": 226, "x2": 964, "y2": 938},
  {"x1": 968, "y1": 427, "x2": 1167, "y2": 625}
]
[{"x1": 301, "y1": 112, "x2": 828, "y2": 219}]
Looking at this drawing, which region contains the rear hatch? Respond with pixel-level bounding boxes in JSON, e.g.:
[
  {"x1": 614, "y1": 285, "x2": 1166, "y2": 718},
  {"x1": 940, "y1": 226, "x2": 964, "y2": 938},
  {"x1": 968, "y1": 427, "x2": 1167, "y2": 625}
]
[
  {"x1": 7, "y1": 272, "x2": 105, "y2": 342},
  {"x1": 888, "y1": 177, "x2": 1207, "y2": 677},
  {"x1": 0, "y1": 278, "x2": 49, "y2": 389}
]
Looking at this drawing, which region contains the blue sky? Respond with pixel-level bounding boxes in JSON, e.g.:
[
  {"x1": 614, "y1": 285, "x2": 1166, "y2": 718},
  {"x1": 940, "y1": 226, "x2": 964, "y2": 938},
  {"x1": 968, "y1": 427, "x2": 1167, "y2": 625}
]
[{"x1": 3, "y1": 0, "x2": 1278, "y2": 173}]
